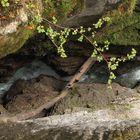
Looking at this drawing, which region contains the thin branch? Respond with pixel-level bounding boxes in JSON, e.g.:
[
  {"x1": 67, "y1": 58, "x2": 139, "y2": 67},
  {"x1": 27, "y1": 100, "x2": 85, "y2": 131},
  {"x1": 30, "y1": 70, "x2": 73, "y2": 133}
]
[{"x1": 42, "y1": 17, "x2": 109, "y2": 64}]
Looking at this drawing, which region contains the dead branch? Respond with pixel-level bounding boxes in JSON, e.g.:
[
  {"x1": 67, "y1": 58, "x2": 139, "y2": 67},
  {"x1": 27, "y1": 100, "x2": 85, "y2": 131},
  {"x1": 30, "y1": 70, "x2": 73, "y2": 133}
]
[
  {"x1": 0, "y1": 53, "x2": 138, "y2": 122},
  {"x1": 0, "y1": 57, "x2": 95, "y2": 122}
]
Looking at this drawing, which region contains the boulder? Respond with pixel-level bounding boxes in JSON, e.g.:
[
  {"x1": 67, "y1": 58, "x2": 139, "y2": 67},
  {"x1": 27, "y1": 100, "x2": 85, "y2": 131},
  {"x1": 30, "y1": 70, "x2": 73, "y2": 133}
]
[
  {"x1": 1, "y1": 0, "x2": 140, "y2": 59},
  {"x1": 0, "y1": 91, "x2": 140, "y2": 139},
  {"x1": 0, "y1": 0, "x2": 43, "y2": 59}
]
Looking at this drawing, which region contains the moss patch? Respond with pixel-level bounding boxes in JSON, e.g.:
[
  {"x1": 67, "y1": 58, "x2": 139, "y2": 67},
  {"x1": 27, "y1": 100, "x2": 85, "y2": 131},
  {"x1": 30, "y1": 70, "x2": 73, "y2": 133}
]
[
  {"x1": 43, "y1": 0, "x2": 83, "y2": 23},
  {"x1": 0, "y1": 27, "x2": 33, "y2": 59},
  {"x1": 96, "y1": 0, "x2": 140, "y2": 45}
]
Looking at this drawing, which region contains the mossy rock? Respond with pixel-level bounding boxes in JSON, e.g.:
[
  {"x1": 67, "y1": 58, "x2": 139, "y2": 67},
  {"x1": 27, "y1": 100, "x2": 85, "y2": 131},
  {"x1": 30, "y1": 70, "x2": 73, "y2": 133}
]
[
  {"x1": 43, "y1": 0, "x2": 83, "y2": 23},
  {"x1": 0, "y1": 28, "x2": 33, "y2": 59},
  {"x1": 0, "y1": 0, "x2": 43, "y2": 59},
  {"x1": 96, "y1": 0, "x2": 140, "y2": 45}
]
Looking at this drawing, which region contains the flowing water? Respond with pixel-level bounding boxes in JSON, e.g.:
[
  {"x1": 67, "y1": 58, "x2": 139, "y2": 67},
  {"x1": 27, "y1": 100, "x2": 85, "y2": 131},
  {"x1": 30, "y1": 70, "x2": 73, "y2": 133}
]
[
  {"x1": 1, "y1": 60, "x2": 140, "y2": 101},
  {"x1": 0, "y1": 60, "x2": 60, "y2": 100}
]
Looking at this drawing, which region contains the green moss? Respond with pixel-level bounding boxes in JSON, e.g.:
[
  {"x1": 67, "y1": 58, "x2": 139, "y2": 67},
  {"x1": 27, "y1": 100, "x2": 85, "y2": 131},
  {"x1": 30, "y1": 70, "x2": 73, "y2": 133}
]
[
  {"x1": 0, "y1": 27, "x2": 33, "y2": 59},
  {"x1": 0, "y1": 0, "x2": 43, "y2": 59},
  {"x1": 125, "y1": 0, "x2": 137, "y2": 14},
  {"x1": 96, "y1": 0, "x2": 140, "y2": 45},
  {"x1": 43, "y1": 0, "x2": 83, "y2": 23}
]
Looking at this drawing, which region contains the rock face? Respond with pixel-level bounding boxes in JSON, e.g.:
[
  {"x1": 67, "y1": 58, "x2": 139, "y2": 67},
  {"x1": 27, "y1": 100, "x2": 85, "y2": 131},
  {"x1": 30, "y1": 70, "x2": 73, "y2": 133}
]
[
  {"x1": 63, "y1": 0, "x2": 120, "y2": 27},
  {"x1": 0, "y1": 62, "x2": 140, "y2": 139},
  {"x1": 0, "y1": 60, "x2": 61, "y2": 100},
  {"x1": 0, "y1": 77, "x2": 140, "y2": 139},
  {"x1": 0, "y1": 0, "x2": 43, "y2": 59},
  {"x1": 1, "y1": 1, "x2": 140, "y2": 139},
  {"x1": 0, "y1": 98, "x2": 140, "y2": 140},
  {"x1": 63, "y1": 0, "x2": 140, "y2": 46},
  {"x1": 96, "y1": 0, "x2": 140, "y2": 46},
  {"x1": 0, "y1": 0, "x2": 82, "y2": 59},
  {"x1": 14, "y1": 0, "x2": 139, "y2": 75},
  {"x1": 1, "y1": 0, "x2": 140, "y2": 59}
]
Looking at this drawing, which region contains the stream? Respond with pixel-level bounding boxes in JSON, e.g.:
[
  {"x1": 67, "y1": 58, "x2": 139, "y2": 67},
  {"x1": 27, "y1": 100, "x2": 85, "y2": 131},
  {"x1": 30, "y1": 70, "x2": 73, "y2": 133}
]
[
  {"x1": 0, "y1": 60, "x2": 61, "y2": 100},
  {"x1": 0, "y1": 59, "x2": 140, "y2": 140},
  {"x1": 1, "y1": 59, "x2": 140, "y2": 101}
]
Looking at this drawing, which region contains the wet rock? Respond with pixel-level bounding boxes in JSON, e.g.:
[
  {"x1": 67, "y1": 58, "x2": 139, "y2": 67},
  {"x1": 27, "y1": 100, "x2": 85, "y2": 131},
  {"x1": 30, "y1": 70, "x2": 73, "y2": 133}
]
[
  {"x1": 0, "y1": 55, "x2": 34, "y2": 82},
  {"x1": 3, "y1": 76, "x2": 64, "y2": 114},
  {"x1": 115, "y1": 66, "x2": 140, "y2": 88},
  {"x1": 0, "y1": 66, "x2": 140, "y2": 139},
  {"x1": 108, "y1": 0, "x2": 121, "y2": 4},
  {"x1": 0, "y1": 60, "x2": 60, "y2": 101}
]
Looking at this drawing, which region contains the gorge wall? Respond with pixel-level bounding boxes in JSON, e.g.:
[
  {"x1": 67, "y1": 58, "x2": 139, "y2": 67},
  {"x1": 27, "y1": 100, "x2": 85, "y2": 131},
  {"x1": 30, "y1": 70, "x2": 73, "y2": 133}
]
[{"x1": 0, "y1": 0, "x2": 140, "y2": 59}]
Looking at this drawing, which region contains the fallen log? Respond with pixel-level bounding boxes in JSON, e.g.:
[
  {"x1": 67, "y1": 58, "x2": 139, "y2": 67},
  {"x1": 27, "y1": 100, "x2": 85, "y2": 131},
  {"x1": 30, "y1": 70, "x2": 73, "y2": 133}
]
[
  {"x1": 0, "y1": 53, "x2": 139, "y2": 122},
  {"x1": 0, "y1": 57, "x2": 96, "y2": 122}
]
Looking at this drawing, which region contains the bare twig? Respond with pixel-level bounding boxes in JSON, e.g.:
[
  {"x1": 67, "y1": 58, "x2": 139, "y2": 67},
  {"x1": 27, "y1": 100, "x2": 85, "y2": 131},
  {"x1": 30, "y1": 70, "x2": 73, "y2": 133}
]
[{"x1": 42, "y1": 18, "x2": 110, "y2": 65}]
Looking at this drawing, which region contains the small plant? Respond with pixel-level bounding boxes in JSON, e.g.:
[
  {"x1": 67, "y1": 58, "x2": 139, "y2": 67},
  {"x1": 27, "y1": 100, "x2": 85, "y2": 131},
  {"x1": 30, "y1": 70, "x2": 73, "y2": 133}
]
[
  {"x1": 1, "y1": 0, "x2": 9, "y2": 7},
  {"x1": 25, "y1": 3, "x2": 137, "y2": 87}
]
